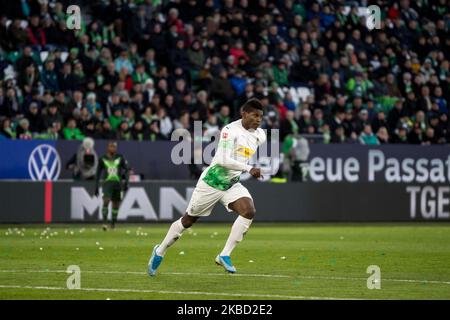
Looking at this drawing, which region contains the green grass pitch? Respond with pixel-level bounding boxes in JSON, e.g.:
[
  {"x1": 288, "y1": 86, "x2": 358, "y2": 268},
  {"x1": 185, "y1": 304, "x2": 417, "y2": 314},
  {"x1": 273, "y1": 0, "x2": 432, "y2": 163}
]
[{"x1": 0, "y1": 222, "x2": 450, "y2": 300}]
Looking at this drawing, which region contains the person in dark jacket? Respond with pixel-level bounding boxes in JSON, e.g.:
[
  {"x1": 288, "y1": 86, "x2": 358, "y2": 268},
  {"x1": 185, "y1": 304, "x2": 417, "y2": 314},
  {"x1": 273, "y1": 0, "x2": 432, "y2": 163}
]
[
  {"x1": 169, "y1": 39, "x2": 191, "y2": 71},
  {"x1": 27, "y1": 15, "x2": 46, "y2": 48},
  {"x1": 26, "y1": 102, "x2": 44, "y2": 134},
  {"x1": 42, "y1": 103, "x2": 64, "y2": 130},
  {"x1": 211, "y1": 68, "x2": 235, "y2": 104},
  {"x1": 41, "y1": 60, "x2": 59, "y2": 92}
]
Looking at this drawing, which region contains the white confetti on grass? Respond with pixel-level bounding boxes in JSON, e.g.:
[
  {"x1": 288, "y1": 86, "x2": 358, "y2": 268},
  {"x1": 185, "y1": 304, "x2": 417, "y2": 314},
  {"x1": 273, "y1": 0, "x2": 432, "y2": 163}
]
[{"x1": 179, "y1": 251, "x2": 185, "y2": 255}]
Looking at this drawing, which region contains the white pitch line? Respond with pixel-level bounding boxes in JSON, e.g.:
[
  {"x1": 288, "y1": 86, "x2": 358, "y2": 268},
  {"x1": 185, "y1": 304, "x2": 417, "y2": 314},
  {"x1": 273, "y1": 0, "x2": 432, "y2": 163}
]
[
  {"x1": 0, "y1": 284, "x2": 354, "y2": 300},
  {"x1": 0, "y1": 269, "x2": 449, "y2": 285},
  {"x1": 0, "y1": 269, "x2": 290, "y2": 278},
  {"x1": 294, "y1": 275, "x2": 450, "y2": 285},
  {"x1": 164, "y1": 272, "x2": 291, "y2": 278}
]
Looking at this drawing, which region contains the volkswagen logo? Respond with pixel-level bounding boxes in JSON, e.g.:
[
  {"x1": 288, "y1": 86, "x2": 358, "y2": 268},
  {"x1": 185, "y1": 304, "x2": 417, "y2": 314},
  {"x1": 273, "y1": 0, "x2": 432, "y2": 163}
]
[{"x1": 28, "y1": 144, "x2": 61, "y2": 181}]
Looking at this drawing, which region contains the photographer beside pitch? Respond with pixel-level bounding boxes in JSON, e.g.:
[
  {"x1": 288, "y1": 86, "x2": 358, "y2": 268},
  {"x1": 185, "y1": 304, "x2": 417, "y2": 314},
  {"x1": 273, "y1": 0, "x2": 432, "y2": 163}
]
[{"x1": 148, "y1": 98, "x2": 266, "y2": 275}]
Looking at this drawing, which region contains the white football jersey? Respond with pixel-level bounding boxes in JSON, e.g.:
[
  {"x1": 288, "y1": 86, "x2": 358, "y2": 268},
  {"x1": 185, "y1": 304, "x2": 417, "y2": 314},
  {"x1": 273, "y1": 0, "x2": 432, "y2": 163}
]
[{"x1": 200, "y1": 119, "x2": 266, "y2": 190}]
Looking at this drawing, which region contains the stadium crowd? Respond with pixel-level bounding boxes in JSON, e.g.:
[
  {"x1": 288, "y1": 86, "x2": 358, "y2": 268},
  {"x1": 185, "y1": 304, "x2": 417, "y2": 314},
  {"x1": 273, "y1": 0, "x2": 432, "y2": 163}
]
[{"x1": 0, "y1": 0, "x2": 449, "y2": 145}]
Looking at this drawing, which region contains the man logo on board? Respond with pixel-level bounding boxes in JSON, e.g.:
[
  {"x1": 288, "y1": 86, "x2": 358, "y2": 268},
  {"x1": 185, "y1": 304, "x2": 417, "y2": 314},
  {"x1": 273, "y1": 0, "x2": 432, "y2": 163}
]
[{"x1": 28, "y1": 144, "x2": 61, "y2": 181}]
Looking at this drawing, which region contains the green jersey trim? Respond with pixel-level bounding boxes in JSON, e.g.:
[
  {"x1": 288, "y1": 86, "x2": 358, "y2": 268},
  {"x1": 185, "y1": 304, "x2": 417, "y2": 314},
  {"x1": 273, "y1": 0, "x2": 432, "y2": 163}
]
[
  {"x1": 218, "y1": 140, "x2": 233, "y2": 149},
  {"x1": 202, "y1": 164, "x2": 240, "y2": 191}
]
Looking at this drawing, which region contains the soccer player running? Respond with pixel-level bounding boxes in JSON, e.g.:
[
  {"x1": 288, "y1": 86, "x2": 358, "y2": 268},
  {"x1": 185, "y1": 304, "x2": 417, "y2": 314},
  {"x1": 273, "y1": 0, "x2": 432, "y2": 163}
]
[
  {"x1": 148, "y1": 98, "x2": 266, "y2": 275},
  {"x1": 94, "y1": 141, "x2": 129, "y2": 230}
]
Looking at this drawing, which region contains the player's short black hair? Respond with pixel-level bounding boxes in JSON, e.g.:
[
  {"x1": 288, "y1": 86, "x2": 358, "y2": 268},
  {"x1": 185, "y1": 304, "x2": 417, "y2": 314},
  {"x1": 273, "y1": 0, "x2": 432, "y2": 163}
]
[{"x1": 242, "y1": 98, "x2": 263, "y2": 112}]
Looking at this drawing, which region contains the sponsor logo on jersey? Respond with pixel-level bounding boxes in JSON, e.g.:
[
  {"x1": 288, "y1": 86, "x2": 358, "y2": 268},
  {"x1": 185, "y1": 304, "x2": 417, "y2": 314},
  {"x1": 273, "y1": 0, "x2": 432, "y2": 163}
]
[{"x1": 236, "y1": 146, "x2": 255, "y2": 158}]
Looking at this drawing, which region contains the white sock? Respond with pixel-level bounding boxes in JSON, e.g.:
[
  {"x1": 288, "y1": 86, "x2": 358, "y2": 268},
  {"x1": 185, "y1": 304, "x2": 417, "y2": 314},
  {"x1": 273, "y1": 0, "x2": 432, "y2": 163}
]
[
  {"x1": 156, "y1": 218, "x2": 186, "y2": 256},
  {"x1": 220, "y1": 216, "x2": 253, "y2": 257}
]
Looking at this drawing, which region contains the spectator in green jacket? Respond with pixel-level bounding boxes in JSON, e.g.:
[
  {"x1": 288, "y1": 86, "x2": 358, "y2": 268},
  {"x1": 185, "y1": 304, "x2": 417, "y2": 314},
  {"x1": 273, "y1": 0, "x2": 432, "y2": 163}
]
[
  {"x1": 35, "y1": 122, "x2": 62, "y2": 140},
  {"x1": 273, "y1": 60, "x2": 289, "y2": 87},
  {"x1": 0, "y1": 118, "x2": 16, "y2": 139},
  {"x1": 63, "y1": 118, "x2": 85, "y2": 140},
  {"x1": 109, "y1": 108, "x2": 124, "y2": 131},
  {"x1": 359, "y1": 124, "x2": 379, "y2": 145},
  {"x1": 346, "y1": 72, "x2": 372, "y2": 98},
  {"x1": 132, "y1": 64, "x2": 150, "y2": 84}
]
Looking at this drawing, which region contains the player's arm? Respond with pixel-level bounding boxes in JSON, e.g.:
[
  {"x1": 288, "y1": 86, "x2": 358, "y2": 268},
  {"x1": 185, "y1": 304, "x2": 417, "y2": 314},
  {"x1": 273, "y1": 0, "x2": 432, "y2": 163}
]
[
  {"x1": 120, "y1": 155, "x2": 130, "y2": 192},
  {"x1": 215, "y1": 126, "x2": 255, "y2": 173},
  {"x1": 94, "y1": 157, "x2": 104, "y2": 196}
]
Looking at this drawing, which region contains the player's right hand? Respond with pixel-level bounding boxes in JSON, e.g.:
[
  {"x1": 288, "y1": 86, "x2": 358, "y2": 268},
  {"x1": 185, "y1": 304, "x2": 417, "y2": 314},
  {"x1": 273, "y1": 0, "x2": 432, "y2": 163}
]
[{"x1": 249, "y1": 168, "x2": 262, "y2": 179}]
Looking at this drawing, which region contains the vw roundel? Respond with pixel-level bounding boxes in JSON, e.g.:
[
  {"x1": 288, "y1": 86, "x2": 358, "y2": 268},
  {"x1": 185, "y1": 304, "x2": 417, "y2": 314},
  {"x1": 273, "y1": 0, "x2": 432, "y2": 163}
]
[{"x1": 28, "y1": 144, "x2": 61, "y2": 181}]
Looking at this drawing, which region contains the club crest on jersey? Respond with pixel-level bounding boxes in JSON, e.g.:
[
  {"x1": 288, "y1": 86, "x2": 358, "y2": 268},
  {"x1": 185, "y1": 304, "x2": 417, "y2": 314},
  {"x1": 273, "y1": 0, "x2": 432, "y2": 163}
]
[
  {"x1": 236, "y1": 146, "x2": 255, "y2": 158},
  {"x1": 222, "y1": 132, "x2": 228, "y2": 139}
]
